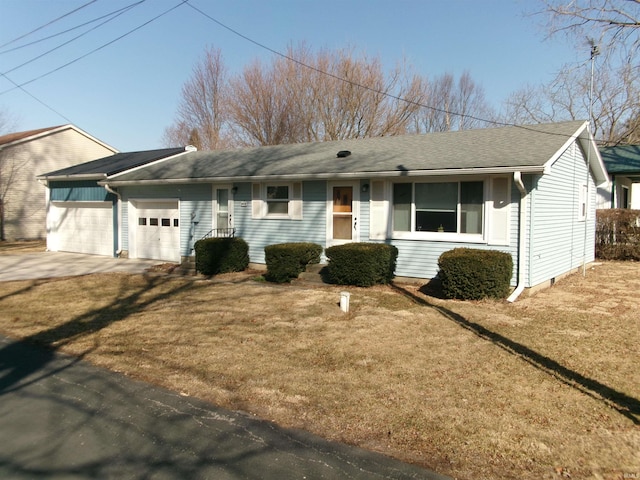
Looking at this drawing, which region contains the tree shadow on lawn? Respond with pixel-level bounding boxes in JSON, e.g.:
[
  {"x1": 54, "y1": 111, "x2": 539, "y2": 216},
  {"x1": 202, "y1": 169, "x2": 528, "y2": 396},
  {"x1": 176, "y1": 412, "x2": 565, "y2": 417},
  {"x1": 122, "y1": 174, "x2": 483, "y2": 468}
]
[
  {"x1": 391, "y1": 282, "x2": 640, "y2": 425},
  {"x1": 0, "y1": 274, "x2": 195, "y2": 396}
]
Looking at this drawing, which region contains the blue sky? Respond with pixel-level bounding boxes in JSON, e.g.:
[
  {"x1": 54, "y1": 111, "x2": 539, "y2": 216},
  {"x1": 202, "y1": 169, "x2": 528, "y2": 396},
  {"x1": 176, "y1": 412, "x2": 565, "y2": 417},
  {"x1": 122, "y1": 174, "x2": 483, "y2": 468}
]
[{"x1": 0, "y1": 0, "x2": 588, "y2": 151}]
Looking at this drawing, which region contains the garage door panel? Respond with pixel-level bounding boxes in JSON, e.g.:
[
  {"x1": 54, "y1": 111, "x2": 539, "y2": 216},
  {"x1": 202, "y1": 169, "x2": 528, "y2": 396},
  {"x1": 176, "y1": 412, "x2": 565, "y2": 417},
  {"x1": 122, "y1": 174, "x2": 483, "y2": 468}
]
[
  {"x1": 132, "y1": 201, "x2": 180, "y2": 262},
  {"x1": 48, "y1": 202, "x2": 113, "y2": 256}
]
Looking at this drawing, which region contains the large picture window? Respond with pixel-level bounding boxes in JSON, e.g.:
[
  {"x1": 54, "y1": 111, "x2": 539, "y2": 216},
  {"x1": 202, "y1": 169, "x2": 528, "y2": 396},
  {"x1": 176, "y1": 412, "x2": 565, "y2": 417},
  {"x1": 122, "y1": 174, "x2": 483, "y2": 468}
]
[{"x1": 393, "y1": 181, "x2": 484, "y2": 235}]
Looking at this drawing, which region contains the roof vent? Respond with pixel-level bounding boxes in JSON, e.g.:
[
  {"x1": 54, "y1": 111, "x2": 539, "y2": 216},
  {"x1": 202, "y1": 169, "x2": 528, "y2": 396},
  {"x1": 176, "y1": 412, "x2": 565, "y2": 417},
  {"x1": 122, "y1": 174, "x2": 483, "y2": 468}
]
[{"x1": 337, "y1": 150, "x2": 351, "y2": 158}]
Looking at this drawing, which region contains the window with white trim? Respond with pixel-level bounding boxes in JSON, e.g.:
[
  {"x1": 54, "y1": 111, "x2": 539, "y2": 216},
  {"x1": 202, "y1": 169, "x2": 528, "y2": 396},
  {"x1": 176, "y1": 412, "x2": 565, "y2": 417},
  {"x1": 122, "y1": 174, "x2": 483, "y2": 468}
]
[
  {"x1": 252, "y1": 182, "x2": 303, "y2": 219},
  {"x1": 578, "y1": 183, "x2": 588, "y2": 221},
  {"x1": 392, "y1": 181, "x2": 484, "y2": 235}
]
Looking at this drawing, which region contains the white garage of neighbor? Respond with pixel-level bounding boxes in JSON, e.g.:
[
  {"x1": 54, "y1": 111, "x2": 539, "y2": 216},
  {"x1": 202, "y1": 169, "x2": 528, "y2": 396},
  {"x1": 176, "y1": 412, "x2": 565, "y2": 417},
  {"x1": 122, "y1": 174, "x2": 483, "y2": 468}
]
[{"x1": 47, "y1": 202, "x2": 114, "y2": 256}]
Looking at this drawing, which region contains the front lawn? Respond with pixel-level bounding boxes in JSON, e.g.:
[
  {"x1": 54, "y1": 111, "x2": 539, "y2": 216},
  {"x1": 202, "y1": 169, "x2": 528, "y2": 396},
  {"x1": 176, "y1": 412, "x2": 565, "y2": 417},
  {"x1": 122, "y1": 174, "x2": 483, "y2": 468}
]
[{"x1": 0, "y1": 262, "x2": 638, "y2": 479}]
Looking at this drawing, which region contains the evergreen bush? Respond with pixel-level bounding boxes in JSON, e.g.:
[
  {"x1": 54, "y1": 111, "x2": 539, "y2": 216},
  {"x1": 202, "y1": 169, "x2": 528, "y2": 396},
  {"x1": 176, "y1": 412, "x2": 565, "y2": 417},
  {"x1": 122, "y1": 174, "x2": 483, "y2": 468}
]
[
  {"x1": 194, "y1": 237, "x2": 249, "y2": 276},
  {"x1": 324, "y1": 243, "x2": 398, "y2": 287},
  {"x1": 264, "y1": 242, "x2": 323, "y2": 283},
  {"x1": 438, "y1": 248, "x2": 513, "y2": 300}
]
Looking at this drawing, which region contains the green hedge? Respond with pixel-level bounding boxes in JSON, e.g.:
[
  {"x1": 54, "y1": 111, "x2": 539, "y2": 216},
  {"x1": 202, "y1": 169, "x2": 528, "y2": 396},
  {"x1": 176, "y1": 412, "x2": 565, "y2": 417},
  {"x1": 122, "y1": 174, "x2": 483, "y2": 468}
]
[
  {"x1": 264, "y1": 242, "x2": 323, "y2": 283},
  {"x1": 324, "y1": 243, "x2": 398, "y2": 287},
  {"x1": 438, "y1": 248, "x2": 513, "y2": 300},
  {"x1": 194, "y1": 237, "x2": 249, "y2": 276}
]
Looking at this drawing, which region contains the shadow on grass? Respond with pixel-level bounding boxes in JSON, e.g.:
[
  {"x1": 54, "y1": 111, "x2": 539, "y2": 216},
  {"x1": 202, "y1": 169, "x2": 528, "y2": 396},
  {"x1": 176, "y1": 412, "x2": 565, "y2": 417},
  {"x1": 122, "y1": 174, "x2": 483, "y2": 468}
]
[
  {"x1": 391, "y1": 282, "x2": 640, "y2": 425},
  {"x1": 0, "y1": 274, "x2": 194, "y2": 395}
]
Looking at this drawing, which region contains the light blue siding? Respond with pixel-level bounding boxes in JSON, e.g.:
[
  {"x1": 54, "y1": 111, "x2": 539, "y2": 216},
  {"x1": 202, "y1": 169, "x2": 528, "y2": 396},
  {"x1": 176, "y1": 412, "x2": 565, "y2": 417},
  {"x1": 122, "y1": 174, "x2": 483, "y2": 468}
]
[
  {"x1": 235, "y1": 181, "x2": 327, "y2": 264},
  {"x1": 528, "y1": 142, "x2": 596, "y2": 286},
  {"x1": 120, "y1": 184, "x2": 212, "y2": 258}
]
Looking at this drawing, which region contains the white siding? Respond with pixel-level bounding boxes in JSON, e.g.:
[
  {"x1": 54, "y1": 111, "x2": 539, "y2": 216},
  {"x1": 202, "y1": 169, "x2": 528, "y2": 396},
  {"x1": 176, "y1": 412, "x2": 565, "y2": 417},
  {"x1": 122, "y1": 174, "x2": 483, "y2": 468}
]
[
  {"x1": 528, "y1": 141, "x2": 596, "y2": 287},
  {"x1": 2, "y1": 127, "x2": 116, "y2": 240}
]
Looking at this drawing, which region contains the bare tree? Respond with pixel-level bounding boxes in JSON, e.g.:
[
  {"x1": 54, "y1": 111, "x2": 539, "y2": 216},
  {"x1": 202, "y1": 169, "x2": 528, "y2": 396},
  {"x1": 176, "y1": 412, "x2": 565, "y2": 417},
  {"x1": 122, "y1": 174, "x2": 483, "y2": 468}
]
[
  {"x1": 163, "y1": 47, "x2": 231, "y2": 150},
  {"x1": 0, "y1": 108, "x2": 18, "y2": 240},
  {"x1": 538, "y1": 0, "x2": 640, "y2": 64},
  {"x1": 411, "y1": 71, "x2": 494, "y2": 133}
]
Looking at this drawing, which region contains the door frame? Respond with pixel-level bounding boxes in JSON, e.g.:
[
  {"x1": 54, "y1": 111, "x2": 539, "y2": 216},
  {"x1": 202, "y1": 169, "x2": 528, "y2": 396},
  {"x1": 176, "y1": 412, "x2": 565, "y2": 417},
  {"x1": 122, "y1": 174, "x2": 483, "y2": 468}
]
[
  {"x1": 211, "y1": 184, "x2": 234, "y2": 233},
  {"x1": 326, "y1": 181, "x2": 360, "y2": 247}
]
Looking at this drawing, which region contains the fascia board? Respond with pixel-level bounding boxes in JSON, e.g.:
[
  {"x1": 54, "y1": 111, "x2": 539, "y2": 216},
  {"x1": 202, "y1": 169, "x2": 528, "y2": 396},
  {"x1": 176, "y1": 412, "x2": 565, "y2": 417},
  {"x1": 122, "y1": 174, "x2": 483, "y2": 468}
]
[
  {"x1": 101, "y1": 165, "x2": 546, "y2": 187},
  {"x1": 37, "y1": 173, "x2": 107, "y2": 181}
]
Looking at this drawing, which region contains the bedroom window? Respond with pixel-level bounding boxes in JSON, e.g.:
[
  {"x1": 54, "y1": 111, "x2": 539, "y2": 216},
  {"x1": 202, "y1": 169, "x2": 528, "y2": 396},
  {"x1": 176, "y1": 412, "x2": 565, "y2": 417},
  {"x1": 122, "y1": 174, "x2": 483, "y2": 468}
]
[
  {"x1": 392, "y1": 181, "x2": 484, "y2": 235},
  {"x1": 252, "y1": 182, "x2": 303, "y2": 220}
]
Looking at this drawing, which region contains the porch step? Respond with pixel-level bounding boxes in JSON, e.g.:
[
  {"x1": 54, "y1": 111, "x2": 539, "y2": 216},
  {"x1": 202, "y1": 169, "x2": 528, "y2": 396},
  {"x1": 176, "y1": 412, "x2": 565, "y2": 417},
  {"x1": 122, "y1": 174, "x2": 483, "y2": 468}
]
[{"x1": 295, "y1": 263, "x2": 329, "y2": 284}]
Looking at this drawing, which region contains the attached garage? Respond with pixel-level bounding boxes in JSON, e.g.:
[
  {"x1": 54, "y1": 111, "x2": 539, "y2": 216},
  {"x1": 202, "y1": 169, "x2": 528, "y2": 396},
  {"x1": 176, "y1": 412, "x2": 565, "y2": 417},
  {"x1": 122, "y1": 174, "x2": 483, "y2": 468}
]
[
  {"x1": 129, "y1": 200, "x2": 180, "y2": 262},
  {"x1": 47, "y1": 201, "x2": 114, "y2": 256}
]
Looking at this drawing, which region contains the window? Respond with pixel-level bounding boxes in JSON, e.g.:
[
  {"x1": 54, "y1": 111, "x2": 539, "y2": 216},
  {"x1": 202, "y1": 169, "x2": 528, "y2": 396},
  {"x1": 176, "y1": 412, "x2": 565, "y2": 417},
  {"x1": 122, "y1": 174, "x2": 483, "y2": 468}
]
[
  {"x1": 149, "y1": 218, "x2": 159, "y2": 226},
  {"x1": 392, "y1": 181, "x2": 484, "y2": 235},
  {"x1": 578, "y1": 184, "x2": 588, "y2": 221},
  {"x1": 161, "y1": 218, "x2": 171, "y2": 227},
  {"x1": 138, "y1": 217, "x2": 147, "y2": 226},
  {"x1": 252, "y1": 182, "x2": 303, "y2": 219},
  {"x1": 266, "y1": 185, "x2": 289, "y2": 215}
]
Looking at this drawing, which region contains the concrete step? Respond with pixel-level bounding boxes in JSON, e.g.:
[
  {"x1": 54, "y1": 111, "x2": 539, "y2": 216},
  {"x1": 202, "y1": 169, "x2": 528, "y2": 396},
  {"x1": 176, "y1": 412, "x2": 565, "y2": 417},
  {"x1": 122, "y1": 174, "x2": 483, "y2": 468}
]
[{"x1": 295, "y1": 263, "x2": 328, "y2": 284}]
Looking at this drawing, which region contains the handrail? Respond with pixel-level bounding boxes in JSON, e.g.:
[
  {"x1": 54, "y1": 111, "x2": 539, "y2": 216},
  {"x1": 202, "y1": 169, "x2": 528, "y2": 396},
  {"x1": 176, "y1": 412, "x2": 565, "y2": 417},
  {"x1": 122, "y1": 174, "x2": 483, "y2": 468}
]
[{"x1": 201, "y1": 228, "x2": 235, "y2": 239}]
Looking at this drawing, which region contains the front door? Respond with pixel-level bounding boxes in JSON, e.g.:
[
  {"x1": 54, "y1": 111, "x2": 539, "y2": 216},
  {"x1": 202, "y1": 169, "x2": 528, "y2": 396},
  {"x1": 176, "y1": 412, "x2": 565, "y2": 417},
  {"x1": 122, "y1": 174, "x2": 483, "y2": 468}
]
[
  {"x1": 328, "y1": 182, "x2": 359, "y2": 245},
  {"x1": 213, "y1": 185, "x2": 233, "y2": 235}
]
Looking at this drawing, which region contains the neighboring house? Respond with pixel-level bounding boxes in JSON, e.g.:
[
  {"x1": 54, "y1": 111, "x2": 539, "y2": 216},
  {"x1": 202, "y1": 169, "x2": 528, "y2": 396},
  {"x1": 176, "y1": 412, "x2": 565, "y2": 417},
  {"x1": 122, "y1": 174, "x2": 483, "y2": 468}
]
[
  {"x1": 598, "y1": 145, "x2": 640, "y2": 209},
  {"x1": 0, "y1": 124, "x2": 118, "y2": 240},
  {"x1": 38, "y1": 120, "x2": 608, "y2": 299}
]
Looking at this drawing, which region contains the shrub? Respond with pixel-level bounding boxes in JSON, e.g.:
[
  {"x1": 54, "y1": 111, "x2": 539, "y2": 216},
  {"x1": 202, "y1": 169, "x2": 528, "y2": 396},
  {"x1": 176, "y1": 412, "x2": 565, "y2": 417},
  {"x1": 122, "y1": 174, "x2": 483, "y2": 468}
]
[
  {"x1": 324, "y1": 243, "x2": 398, "y2": 287},
  {"x1": 437, "y1": 248, "x2": 513, "y2": 300},
  {"x1": 194, "y1": 237, "x2": 249, "y2": 276},
  {"x1": 595, "y1": 209, "x2": 640, "y2": 260},
  {"x1": 264, "y1": 242, "x2": 323, "y2": 283}
]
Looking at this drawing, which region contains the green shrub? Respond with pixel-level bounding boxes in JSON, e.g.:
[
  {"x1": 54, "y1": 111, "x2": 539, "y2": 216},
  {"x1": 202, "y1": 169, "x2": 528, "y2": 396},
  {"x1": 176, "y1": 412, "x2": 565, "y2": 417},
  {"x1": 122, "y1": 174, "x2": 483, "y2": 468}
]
[
  {"x1": 324, "y1": 243, "x2": 398, "y2": 287},
  {"x1": 264, "y1": 242, "x2": 323, "y2": 283},
  {"x1": 437, "y1": 248, "x2": 513, "y2": 300},
  {"x1": 194, "y1": 237, "x2": 249, "y2": 276}
]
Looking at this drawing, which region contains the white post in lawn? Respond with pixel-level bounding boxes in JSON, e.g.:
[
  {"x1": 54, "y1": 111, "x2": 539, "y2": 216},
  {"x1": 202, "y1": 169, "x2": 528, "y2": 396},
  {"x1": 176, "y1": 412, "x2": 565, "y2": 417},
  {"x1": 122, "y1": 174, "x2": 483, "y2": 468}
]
[{"x1": 340, "y1": 291, "x2": 350, "y2": 313}]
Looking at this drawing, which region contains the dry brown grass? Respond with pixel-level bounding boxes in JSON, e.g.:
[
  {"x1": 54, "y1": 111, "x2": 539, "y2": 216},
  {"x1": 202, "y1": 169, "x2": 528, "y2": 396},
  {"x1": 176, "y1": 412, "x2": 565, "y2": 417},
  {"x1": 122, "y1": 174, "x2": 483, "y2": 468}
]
[
  {"x1": 0, "y1": 239, "x2": 46, "y2": 254},
  {"x1": 0, "y1": 262, "x2": 638, "y2": 480}
]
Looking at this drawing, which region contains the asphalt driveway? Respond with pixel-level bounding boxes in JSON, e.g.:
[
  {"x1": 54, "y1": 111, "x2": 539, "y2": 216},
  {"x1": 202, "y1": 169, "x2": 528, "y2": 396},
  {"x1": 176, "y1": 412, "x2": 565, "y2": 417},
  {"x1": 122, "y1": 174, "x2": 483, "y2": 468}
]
[
  {"x1": 0, "y1": 252, "x2": 162, "y2": 282},
  {"x1": 0, "y1": 335, "x2": 448, "y2": 479}
]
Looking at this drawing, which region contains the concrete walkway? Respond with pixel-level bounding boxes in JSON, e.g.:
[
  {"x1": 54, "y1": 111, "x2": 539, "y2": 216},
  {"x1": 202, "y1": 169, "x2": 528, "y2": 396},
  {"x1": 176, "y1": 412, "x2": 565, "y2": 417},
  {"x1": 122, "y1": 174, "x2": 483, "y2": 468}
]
[
  {"x1": 0, "y1": 335, "x2": 449, "y2": 479},
  {"x1": 0, "y1": 251, "x2": 162, "y2": 282}
]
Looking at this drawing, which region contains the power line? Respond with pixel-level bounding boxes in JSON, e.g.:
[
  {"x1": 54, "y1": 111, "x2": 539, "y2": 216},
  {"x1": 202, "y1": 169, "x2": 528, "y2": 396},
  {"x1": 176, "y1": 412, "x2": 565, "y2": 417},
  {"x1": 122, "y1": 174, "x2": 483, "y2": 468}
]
[
  {"x1": 2, "y1": 1, "x2": 144, "y2": 76},
  {"x1": 0, "y1": 0, "x2": 188, "y2": 96},
  {"x1": 185, "y1": 0, "x2": 587, "y2": 139},
  {"x1": 0, "y1": 71, "x2": 73, "y2": 124},
  {"x1": 0, "y1": 0, "x2": 99, "y2": 50},
  {"x1": 0, "y1": 1, "x2": 146, "y2": 56}
]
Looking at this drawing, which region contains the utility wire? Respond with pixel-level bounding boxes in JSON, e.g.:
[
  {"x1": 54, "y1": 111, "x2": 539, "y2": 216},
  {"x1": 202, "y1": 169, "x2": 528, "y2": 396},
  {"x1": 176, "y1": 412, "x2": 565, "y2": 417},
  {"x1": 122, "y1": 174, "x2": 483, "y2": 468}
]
[
  {"x1": 0, "y1": 1, "x2": 146, "y2": 56},
  {"x1": 0, "y1": 0, "x2": 188, "y2": 96},
  {"x1": 185, "y1": 0, "x2": 589, "y2": 139},
  {"x1": 2, "y1": 1, "x2": 144, "y2": 76},
  {"x1": 0, "y1": 71, "x2": 73, "y2": 123},
  {"x1": 0, "y1": 0, "x2": 99, "y2": 50}
]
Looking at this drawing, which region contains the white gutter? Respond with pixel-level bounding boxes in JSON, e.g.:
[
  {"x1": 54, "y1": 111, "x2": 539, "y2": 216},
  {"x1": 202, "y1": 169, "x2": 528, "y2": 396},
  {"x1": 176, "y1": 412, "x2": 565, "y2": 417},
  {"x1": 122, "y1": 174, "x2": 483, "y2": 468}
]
[
  {"x1": 101, "y1": 165, "x2": 548, "y2": 187},
  {"x1": 507, "y1": 171, "x2": 528, "y2": 303}
]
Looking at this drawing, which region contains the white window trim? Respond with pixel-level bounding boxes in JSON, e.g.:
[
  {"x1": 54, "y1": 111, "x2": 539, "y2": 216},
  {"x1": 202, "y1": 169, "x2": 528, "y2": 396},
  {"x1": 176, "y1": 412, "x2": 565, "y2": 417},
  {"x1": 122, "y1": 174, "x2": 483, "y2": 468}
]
[
  {"x1": 390, "y1": 179, "x2": 487, "y2": 242},
  {"x1": 578, "y1": 183, "x2": 588, "y2": 222},
  {"x1": 252, "y1": 182, "x2": 303, "y2": 220}
]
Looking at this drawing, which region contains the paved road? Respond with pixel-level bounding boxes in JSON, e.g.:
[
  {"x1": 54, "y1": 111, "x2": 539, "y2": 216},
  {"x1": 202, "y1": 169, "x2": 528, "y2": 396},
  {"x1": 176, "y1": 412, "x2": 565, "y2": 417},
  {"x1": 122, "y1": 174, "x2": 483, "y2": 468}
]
[
  {"x1": 0, "y1": 251, "x2": 161, "y2": 282},
  {"x1": 0, "y1": 335, "x2": 448, "y2": 480}
]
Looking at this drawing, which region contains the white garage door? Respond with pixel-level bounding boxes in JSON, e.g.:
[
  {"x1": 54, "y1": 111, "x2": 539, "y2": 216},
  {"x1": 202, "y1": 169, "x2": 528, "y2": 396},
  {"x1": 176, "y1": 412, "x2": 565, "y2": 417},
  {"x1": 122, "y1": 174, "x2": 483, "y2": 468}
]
[
  {"x1": 132, "y1": 201, "x2": 180, "y2": 262},
  {"x1": 48, "y1": 202, "x2": 114, "y2": 256}
]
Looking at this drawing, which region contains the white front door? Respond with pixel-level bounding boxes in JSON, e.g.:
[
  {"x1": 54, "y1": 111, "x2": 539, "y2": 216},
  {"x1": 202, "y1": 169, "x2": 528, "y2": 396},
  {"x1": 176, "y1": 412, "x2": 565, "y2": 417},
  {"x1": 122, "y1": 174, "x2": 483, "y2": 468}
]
[
  {"x1": 131, "y1": 200, "x2": 180, "y2": 262},
  {"x1": 327, "y1": 182, "x2": 360, "y2": 245},
  {"x1": 212, "y1": 185, "x2": 234, "y2": 235}
]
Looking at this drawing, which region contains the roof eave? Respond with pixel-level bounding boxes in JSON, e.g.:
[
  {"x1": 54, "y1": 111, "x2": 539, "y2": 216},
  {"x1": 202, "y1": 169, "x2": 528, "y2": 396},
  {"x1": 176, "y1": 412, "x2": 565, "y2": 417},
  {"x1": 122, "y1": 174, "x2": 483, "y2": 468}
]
[
  {"x1": 38, "y1": 173, "x2": 107, "y2": 181},
  {"x1": 101, "y1": 165, "x2": 546, "y2": 187}
]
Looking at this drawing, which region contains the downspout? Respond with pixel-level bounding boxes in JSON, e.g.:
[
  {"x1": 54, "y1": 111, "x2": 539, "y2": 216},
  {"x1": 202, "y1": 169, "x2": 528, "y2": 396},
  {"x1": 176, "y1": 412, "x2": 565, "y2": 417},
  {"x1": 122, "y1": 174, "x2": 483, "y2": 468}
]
[
  {"x1": 103, "y1": 183, "x2": 122, "y2": 257},
  {"x1": 507, "y1": 172, "x2": 528, "y2": 303}
]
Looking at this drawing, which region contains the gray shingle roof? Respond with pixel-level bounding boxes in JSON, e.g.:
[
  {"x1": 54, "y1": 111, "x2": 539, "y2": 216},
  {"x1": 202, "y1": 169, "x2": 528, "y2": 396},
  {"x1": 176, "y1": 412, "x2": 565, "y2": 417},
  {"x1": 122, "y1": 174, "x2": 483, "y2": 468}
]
[
  {"x1": 40, "y1": 147, "x2": 187, "y2": 179},
  {"x1": 103, "y1": 121, "x2": 607, "y2": 185}
]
